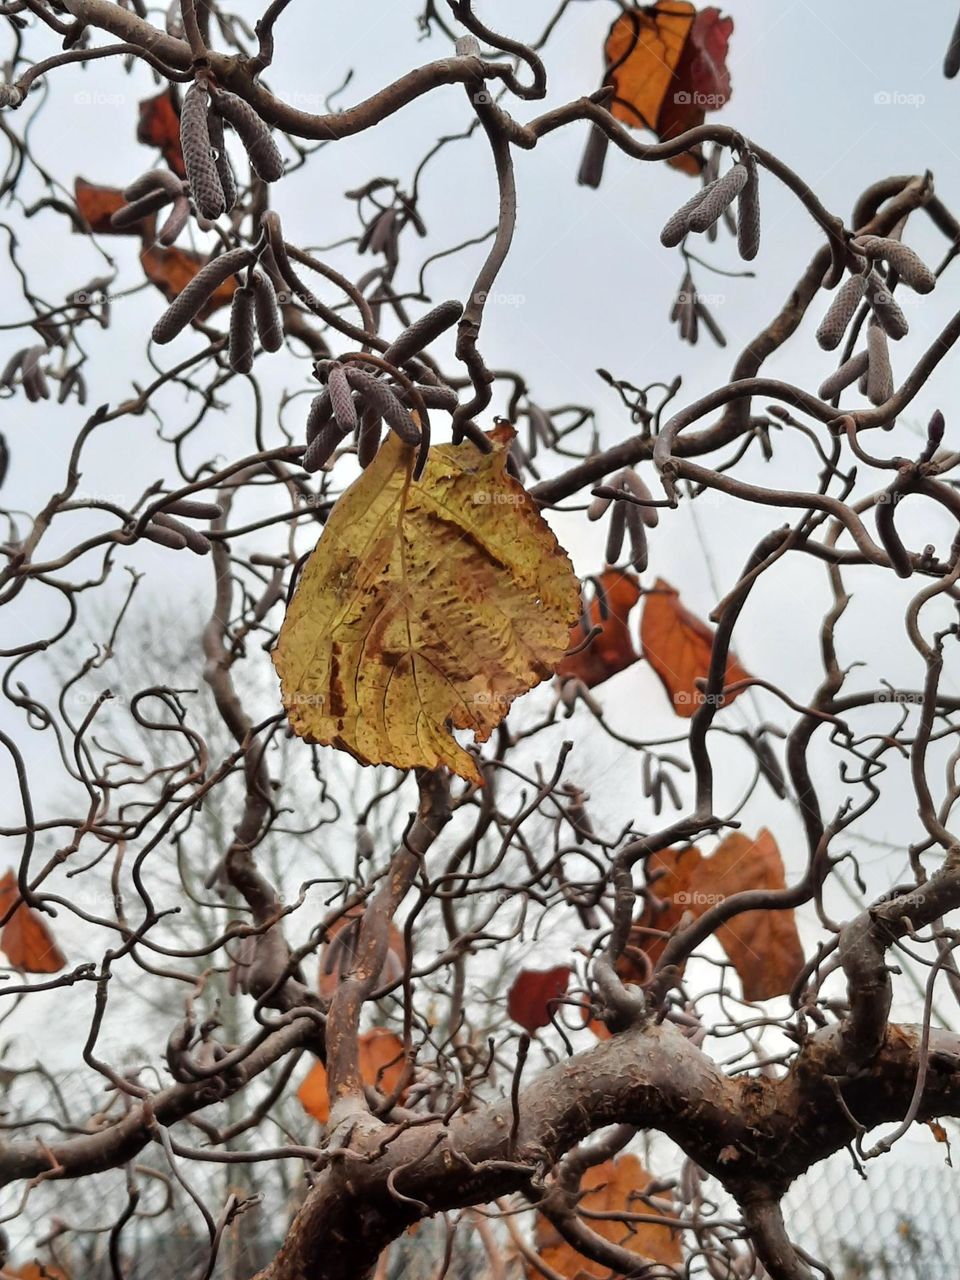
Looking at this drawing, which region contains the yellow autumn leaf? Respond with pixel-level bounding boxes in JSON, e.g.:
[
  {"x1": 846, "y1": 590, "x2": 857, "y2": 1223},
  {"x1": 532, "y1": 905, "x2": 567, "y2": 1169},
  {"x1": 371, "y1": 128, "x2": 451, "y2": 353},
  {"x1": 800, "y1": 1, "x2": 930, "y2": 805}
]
[{"x1": 273, "y1": 426, "x2": 580, "y2": 783}]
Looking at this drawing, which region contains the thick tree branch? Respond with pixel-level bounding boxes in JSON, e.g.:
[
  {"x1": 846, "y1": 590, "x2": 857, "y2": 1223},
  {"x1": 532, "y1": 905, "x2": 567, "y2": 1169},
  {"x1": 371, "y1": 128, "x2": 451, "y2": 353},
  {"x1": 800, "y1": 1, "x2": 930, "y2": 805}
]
[{"x1": 253, "y1": 1018, "x2": 960, "y2": 1280}]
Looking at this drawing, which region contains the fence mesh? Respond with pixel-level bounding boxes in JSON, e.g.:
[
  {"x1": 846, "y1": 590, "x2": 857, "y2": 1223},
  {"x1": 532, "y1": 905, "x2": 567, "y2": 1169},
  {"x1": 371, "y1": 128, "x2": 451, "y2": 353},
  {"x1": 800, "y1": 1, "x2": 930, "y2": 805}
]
[
  {"x1": 780, "y1": 1156, "x2": 960, "y2": 1279},
  {"x1": 7, "y1": 1154, "x2": 958, "y2": 1277}
]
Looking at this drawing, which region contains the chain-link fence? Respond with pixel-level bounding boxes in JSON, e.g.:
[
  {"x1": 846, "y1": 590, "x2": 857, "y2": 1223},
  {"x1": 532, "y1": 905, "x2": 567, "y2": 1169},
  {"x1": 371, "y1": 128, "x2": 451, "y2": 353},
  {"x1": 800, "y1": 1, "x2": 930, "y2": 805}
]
[
  {"x1": 781, "y1": 1157, "x2": 960, "y2": 1279},
  {"x1": 8, "y1": 1155, "x2": 958, "y2": 1278}
]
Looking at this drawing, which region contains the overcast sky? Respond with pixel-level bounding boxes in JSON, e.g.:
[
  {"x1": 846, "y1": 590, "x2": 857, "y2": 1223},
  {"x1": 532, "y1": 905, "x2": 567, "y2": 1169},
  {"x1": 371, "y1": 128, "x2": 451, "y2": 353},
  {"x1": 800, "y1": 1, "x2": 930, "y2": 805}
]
[{"x1": 2, "y1": 0, "x2": 960, "y2": 1212}]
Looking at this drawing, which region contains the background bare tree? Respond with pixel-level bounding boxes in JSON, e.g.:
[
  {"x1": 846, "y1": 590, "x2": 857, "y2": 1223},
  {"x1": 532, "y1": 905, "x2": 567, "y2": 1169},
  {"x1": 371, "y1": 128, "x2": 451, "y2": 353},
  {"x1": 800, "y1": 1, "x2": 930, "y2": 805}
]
[{"x1": 2, "y1": 3, "x2": 960, "y2": 1278}]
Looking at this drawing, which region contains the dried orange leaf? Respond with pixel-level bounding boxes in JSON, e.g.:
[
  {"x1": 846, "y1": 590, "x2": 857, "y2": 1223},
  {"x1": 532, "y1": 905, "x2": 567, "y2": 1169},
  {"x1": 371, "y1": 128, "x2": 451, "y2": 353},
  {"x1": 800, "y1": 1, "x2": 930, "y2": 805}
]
[
  {"x1": 927, "y1": 1120, "x2": 951, "y2": 1154},
  {"x1": 603, "y1": 4, "x2": 733, "y2": 176},
  {"x1": 274, "y1": 427, "x2": 580, "y2": 784},
  {"x1": 621, "y1": 831, "x2": 803, "y2": 1001},
  {"x1": 12, "y1": 1262, "x2": 70, "y2": 1280},
  {"x1": 556, "y1": 570, "x2": 641, "y2": 688},
  {"x1": 640, "y1": 577, "x2": 751, "y2": 717},
  {"x1": 530, "y1": 1155, "x2": 681, "y2": 1277},
  {"x1": 296, "y1": 1062, "x2": 331, "y2": 1123},
  {"x1": 139, "y1": 246, "x2": 238, "y2": 320},
  {"x1": 0, "y1": 870, "x2": 66, "y2": 974},
  {"x1": 297, "y1": 1029, "x2": 406, "y2": 1124},
  {"x1": 605, "y1": 3, "x2": 695, "y2": 133},
  {"x1": 507, "y1": 965, "x2": 571, "y2": 1032},
  {"x1": 696, "y1": 829, "x2": 804, "y2": 1001}
]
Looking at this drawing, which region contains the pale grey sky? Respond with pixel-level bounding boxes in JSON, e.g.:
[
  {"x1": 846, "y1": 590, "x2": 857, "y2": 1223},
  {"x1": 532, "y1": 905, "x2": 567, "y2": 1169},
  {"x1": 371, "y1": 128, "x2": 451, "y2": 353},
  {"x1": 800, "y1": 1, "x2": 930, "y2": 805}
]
[{"x1": 1, "y1": 0, "x2": 959, "y2": 1220}]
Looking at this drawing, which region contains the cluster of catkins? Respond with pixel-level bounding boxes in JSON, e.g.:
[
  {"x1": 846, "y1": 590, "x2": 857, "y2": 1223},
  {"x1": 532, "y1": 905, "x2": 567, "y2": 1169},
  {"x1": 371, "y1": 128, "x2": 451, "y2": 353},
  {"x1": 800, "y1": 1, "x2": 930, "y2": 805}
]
[
  {"x1": 132, "y1": 498, "x2": 223, "y2": 555},
  {"x1": 111, "y1": 168, "x2": 192, "y2": 246},
  {"x1": 815, "y1": 235, "x2": 936, "y2": 407},
  {"x1": 670, "y1": 268, "x2": 726, "y2": 348},
  {"x1": 106, "y1": 79, "x2": 287, "y2": 373},
  {"x1": 1, "y1": 345, "x2": 56, "y2": 402},
  {"x1": 180, "y1": 80, "x2": 284, "y2": 218},
  {"x1": 660, "y1": 146, "x2": 761, "y2": 260},
  {"x1": 0, "y1": 283, "x2": 112, "y2": 402},
  {"x1": 146, "y1": 240, "x2": 284, "y2": 377},
  {"x1": 506, "y1": 402, "x2": 559, "y2": 477},
  {"x1": 111, "y1": 79, "x2": 284, "y2": 242},
  {"x1": 641, "y1": 751, "x2": 683, "y2": 815},
  {"x1": 301, "y1": 301, "x2": 464, "y2": 475},
  {"x1": 662, "y1": 145, "x2": 759, "y2": 346},
  {"x1": 587, "y1": 467, "x2": 659, "y2": 572}
]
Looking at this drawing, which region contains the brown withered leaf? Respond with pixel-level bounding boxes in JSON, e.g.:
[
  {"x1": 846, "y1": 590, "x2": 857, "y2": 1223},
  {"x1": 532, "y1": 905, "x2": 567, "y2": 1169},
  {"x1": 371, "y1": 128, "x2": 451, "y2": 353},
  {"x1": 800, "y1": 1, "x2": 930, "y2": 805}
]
[
  {"x1": 139, "y1": 246, "x2": 238, "y2": 320},
  {"x1": 928, "y1": 1120, "x2": 949, "y2": 1145},
  {"x1": 273, "y1": 426, "x2": 580, "y2": 785},
  {"x1": 530, "y1": 1155, "x2": 681, "y2": 1277},
  {"x1": 297, "y1": 1029, "x2": 406, "y2": 1124},
  {"x1": 507, "y1": 965, "x2": 571, "y2": 1032},
  {"x1": 0, "y1": 870, "x2": 66, "y2": 974},
  {"x1": 73, "y1": 178, "x2": 147, "y2": 237},
  {"x1": 653, "y1": 7, "x2": 734, "y2": 172},
  {"x1": 137, "y1": 88, "x2": 186, "y2": 176},
  {"x1": 640, "y1": 577, "x2": 751, "y2": 717},
  {"x1": 555, "y1": 570, "x2": 641, "y2": 688},
  {"x1": 620, "y1": 831, "x2": 803, "y2": 1001}
]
